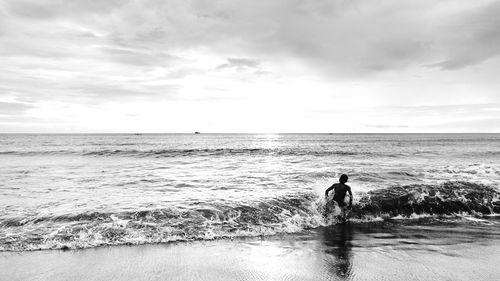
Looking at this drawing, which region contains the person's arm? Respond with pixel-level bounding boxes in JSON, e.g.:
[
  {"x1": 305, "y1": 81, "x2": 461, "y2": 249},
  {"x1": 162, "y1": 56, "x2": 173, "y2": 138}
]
[
  {"x1": 347, "y1": 186, "x2": 353, "y2": 208},
  {"x1": 325, "y1": 184, "x2": 334, "y2": 198}
]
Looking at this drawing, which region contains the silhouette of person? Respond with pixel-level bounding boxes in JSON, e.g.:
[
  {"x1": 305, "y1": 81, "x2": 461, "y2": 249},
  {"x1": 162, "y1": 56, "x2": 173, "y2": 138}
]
[{"x1": 325, "y1": 174, "x2": 353, "y2": 222}]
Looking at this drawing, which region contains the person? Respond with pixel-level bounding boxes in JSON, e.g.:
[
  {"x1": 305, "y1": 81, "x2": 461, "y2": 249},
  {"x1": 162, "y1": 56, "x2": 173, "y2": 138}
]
[{"x1": 325, "y1": 174, "x2": 353, "y2": 222}]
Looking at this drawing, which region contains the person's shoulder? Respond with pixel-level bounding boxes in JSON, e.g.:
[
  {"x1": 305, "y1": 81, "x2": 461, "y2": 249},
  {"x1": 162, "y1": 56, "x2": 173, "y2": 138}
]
[{"x1": 345, "y1": 184, "x2": 351, "y2": 190}]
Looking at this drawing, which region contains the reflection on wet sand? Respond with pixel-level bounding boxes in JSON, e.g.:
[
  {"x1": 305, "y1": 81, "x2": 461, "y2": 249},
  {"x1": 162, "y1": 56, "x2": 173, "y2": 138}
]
[{"x1": 321, "y1": 224, "x2": 354, "y2": 279}]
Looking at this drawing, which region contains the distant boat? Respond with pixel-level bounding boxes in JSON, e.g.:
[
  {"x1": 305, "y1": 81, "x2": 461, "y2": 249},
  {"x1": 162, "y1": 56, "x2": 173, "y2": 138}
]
[{"x1": 194, "y1": 132, "x2": 201, "y2": 134}]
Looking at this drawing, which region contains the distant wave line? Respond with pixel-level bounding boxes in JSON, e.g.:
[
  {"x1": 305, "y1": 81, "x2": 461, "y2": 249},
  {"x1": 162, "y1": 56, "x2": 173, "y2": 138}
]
[{"x1": 0, "y1": 148, "x2": 428, "y2": 158}]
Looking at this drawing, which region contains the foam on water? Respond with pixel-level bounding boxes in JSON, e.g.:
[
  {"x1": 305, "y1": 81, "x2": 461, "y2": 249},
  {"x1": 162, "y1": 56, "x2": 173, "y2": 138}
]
[
  {"x1": 1, "y1": 182, "x2": 498, "y2": 251},
  {"x1": 1, "y1": 134, "x2": 499, "y2": 251}
]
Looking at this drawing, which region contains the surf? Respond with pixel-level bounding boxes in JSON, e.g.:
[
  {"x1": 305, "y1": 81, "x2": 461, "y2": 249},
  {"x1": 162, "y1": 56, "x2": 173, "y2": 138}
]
[{"x1": 1, "y1": 181, "x2": 498, "y2": 251}]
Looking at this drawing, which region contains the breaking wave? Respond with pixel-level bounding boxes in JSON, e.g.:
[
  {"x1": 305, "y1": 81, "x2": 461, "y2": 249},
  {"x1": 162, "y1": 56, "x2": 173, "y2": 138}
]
[
  {"x1": 351, "y1": 181, "x2": 499, "y2": 219},
  {"x1": 0, "y1": 182, "x2": 498, "y2": 251}
]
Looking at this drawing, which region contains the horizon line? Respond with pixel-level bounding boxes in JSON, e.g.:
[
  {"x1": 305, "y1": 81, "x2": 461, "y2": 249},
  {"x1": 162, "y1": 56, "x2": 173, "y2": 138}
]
[{"x1": 1, "y1": 132, "x2": 499, "y2": 135}]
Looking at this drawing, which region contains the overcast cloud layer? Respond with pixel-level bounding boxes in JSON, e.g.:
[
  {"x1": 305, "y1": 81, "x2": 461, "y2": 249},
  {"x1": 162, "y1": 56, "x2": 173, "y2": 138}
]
[{"x1": 1, "y1": 0, "x2": 499, "y2": 133}]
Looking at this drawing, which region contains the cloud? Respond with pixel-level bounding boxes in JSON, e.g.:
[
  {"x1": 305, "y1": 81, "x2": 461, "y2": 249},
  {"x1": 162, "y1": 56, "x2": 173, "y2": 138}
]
[
  {"x1": 67, "y1": 83, "x2": 181, "y2": 101},
  {"x1": 1, "y1": 0, "x2": 499, "y2": 132},
  {"x1": 3, "y1": 0, "x2": 499, "y2": 75},
  {"x1": 365, "y1": 124, "x2": 409, "y2": 128},
  {"x1": 313, "y1": 103, "x2": 500, "y2": 115},
  {"x1": 217, "y1": 58, "x2": 260, "y2": 70},
  {"x1": 0, "y1": 115, "x2": 42, "y2": 122},
  {"x1": 98, "y1": 46, "x2": 180, "y2": 66},
  {"x1": 428, "y1": 1, "x2": 500, "y2": 70},
  {"x1": 0, "y1": 101, "x2": 33, "y2": 115},
  {"x1": 385, "y1": 104, "x2": 500, "y2": 115},
  {"x1": 4, "y1": 0, "x2": 125, "y2": 20},
  {"x1": 424, "y1": 117, "x2": 500, "y2": 132}
]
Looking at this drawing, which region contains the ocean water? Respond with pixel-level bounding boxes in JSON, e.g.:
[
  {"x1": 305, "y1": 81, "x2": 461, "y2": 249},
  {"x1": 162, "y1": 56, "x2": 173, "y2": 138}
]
[{"x1": 0, "y1": 133, "x2": 499, "y2": 251}]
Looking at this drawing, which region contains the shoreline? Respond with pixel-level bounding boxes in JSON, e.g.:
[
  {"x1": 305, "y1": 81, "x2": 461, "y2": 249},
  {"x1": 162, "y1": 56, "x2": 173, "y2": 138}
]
[
  {"x1": 2, "y1": 222, "x2": 500, "y2": 281},
  {"x1": 2, "y1": 215, "x2": 499, "y2": 253}
]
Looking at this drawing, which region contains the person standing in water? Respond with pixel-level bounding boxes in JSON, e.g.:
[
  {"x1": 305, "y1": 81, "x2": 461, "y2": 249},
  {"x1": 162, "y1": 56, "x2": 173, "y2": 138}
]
[{"x1": 325, "y1": 174, "x2": 353, "y2": 222}]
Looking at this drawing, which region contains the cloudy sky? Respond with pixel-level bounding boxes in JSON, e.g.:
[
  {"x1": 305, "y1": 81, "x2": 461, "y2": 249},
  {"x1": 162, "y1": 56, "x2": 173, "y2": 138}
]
[{"x1": 1, "y1": 0, "x2": 499, "y2": 133}]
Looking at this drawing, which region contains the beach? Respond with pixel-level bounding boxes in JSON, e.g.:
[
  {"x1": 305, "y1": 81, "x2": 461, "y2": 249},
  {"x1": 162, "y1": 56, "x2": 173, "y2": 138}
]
[
  {"x1": 3, "y1": 0, "x2": 500, "y2": 279},
  {"x1": 2, "y1": 219, "x2": 500, "y2": 281},
  {"x1": 1, "y1": 134, "x2": 499, "y2": 280}
]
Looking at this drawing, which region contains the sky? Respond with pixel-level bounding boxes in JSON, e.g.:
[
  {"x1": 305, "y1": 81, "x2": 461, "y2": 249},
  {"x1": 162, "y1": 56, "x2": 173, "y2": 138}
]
[{"x1": 0, "y1": 0, "x2": 499, "y2": 133}]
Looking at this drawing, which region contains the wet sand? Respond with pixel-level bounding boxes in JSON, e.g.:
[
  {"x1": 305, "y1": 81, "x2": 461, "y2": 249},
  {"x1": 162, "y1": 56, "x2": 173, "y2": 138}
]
[{"x1": 1, "y1": 221, "x2": 499, "y2": 281}]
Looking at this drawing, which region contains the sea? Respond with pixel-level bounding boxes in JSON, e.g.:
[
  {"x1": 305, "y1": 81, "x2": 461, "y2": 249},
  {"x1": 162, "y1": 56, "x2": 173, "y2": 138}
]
[{"x1": 0, "y1": 133, "x2": 499, "y2": 252}]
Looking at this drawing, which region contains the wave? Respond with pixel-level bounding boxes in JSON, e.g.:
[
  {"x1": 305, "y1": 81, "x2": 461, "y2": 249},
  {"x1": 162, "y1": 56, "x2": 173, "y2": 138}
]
[
  {"x1": 0, "y1": 181, "x2": 498, "y2": 251},
  {"x1": 351, "y1": 181, "x2": 499, "y2": 219},
  {"x1": 3, "y1": 148, "x2": 499, "y2": 159},
  {"x1": 0, "y1": 193, "x2": 323, "y2": 252},
  {"x1": 0, "y1": 148, "x2": 379, "y2": 158}
]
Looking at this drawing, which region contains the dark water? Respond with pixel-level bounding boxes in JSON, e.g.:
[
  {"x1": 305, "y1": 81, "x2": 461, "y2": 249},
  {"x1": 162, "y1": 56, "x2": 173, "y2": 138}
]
[{"x1": 0, "y1": 134, "x2": 499, "y2": 251}]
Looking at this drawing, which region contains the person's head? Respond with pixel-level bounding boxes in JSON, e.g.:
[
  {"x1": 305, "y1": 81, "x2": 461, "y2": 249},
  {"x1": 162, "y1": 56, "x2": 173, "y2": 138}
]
[{"x1": 339, "y1": 174, "x2": 348, "y2": 184}]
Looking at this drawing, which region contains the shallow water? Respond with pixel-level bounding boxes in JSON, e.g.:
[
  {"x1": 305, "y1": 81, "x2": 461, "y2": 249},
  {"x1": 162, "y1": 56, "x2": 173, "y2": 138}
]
[
  {"x1": 1, "y1": 219, "x2": 499, "y2": 281},
  {"x1": 0, "y1": 134, "x2": 499, "y2": 251}
]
